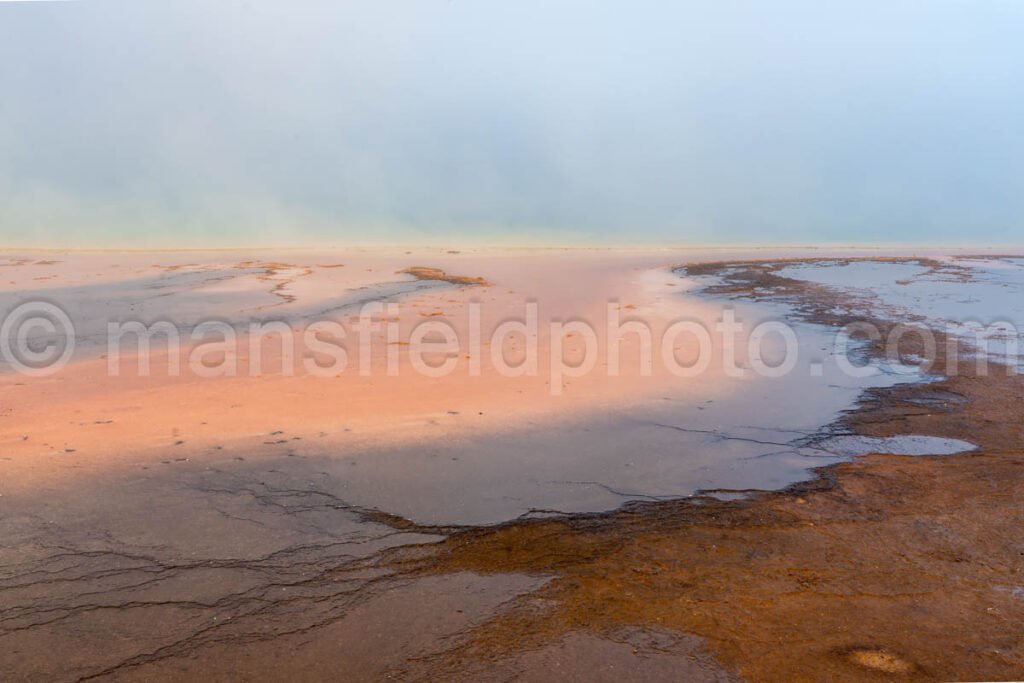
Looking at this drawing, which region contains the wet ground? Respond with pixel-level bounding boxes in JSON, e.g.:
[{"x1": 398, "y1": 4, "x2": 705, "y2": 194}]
[
  {"x1": 1, "y1": 249, "x2": 1022, "y2": 680},
  {"x1": 776, "y1": 256, "x2": 1024, "y2": 370}
]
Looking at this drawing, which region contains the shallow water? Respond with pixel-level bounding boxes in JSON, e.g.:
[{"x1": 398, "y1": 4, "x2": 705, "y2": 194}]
[
  {"x1": 811, "y1": 434, "x2": 976, "y2": 458},
  {"x1": 176, "y1": 267, "x2": 935, "y2": 526},
  {"x1": 0, "y1": 261, "x2": 446, "y2": 370},
  {"x1": 778, "y1": 256, "x2": 1024, "y2": 369},
  {"x1": 0, "y1": 250, "x2": 949, "y2": 525}
]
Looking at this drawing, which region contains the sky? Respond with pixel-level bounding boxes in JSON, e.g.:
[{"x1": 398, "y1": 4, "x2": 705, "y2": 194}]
[{"x1": 1, "y1": 0, "x2": 1022, "y2": 248}]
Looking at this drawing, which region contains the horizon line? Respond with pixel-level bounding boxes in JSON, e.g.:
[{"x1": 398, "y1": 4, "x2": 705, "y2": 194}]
[{"x1": 2, "y1": 242, "x2": 1024, "y2": 254}]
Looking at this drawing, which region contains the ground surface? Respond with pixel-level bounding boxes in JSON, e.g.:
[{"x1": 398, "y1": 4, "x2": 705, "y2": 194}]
[{"x1": 1, "y1": 251, "x2": 1021, "y2": 681}]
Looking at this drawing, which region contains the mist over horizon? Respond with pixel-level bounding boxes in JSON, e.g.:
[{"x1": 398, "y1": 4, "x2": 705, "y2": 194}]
[{"x1": 2, "y1": 0, "x2": 1022, "y2": 248}]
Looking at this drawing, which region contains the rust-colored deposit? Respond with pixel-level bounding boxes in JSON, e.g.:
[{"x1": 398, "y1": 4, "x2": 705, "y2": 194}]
[{"x1": 398, "y1": 265, "x2": 491, "y2": 287}]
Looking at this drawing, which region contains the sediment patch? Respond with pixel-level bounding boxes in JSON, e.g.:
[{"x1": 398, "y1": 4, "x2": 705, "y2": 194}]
[{"x1": 398, "y1": 266, "x2": 490, "y2": 287}]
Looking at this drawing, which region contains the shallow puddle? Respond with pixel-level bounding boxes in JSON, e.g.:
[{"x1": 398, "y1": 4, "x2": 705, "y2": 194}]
[{"x1": 810, "y1": 434, "x2": 977, "y2": 458}]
